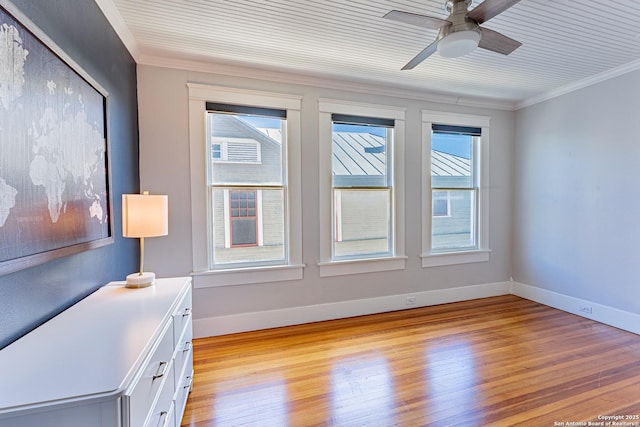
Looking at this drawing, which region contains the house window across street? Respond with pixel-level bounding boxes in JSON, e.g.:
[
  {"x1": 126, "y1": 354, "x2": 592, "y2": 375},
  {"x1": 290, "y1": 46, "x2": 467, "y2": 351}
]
[
  {"x1": 432, "y1": 190, "x2": 450, "y2": 217},
  {"x1": 229, "y1": 190, "x2": 258, "y2": 247},
  {"x1": 212, "y1": 138, "x2": 261, "y2": 163},
  {"x1": 212, "y1": 143, "x2": 222, "y2": 159}
]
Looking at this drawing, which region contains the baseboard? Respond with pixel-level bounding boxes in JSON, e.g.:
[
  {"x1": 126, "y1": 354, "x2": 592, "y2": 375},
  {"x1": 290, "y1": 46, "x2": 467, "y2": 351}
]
[
  {"x1": 193, "y1": 281, "x2": 512, "y2": 338},
  {"x1": 194, "y1": 281, "x2": 640, "y2": 339},
  {"x1": 510, "y1": 281, "x2": 640, "y2": 335}
]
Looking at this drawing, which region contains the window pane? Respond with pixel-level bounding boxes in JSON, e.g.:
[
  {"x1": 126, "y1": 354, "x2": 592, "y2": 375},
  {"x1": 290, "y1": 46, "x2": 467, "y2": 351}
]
[
  {"x1": 333, "y1": 189, "x2": 390, "y2": 258},
  {"x1": 431, "y1": 130, "x2": 478, "y2": 252},
  {"x1": 207, "y1": 107, "x2": 288, "y2": 269},
  {"x1": 432, "y1": 189, "x2": 476, "y2": 251},
  {"x1": 431, "y1": 133, "x2": 472, "y2": 188},
  {"x1": 212, "y1": 143, "x2": 222, "y2": 159},
  {"x1": 209, "y1": 113, "x2": 283, "y2": 185},
  {"x1": 231, "y1": 218, "x2": 257, "y2": 245},
  {"x1": 332, "y1": 123, "x2": 390, "y2": 188},
  {"x1": 211, "y1": 188, "x2": 285, "y2": 264}
]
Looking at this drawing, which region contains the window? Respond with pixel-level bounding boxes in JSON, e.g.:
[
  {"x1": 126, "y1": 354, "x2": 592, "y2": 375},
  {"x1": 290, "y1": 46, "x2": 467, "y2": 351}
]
[
  {"x1": 188, "y1": 84, "x2": 303, "y2": 287},
  {"x1": 207, "y1": 106, "x2": 285, "y2": 267},
  {"x1": 332, "y1": 116, "x2": 393, "y2": 259},
  {"x1": 421, "y1": 111, "x2": 490, "y2": 267},
  {"x1": 431, "y1": 125, "x2": 479, "y2": 251},
  {"x1": 319, "y1": 99, "x2": 406, "y2": 277},
  {"x1": 212, "y1": 143, "x2": 222, "y2": 160}
]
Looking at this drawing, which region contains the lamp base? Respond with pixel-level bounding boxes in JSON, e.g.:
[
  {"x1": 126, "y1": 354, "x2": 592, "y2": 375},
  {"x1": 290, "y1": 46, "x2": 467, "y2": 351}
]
[{"x1": 126, "y1": 272, "x2": 156, "y2": 288}]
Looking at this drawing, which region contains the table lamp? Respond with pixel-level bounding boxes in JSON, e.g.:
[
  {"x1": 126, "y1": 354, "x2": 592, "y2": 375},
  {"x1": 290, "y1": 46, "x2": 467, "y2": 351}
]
[{"x1": 122, "y1": 191, "x2": 168, "y2": 288}]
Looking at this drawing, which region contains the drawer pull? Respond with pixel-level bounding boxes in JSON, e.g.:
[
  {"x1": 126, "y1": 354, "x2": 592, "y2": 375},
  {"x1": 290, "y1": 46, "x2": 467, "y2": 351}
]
[
  {"x1": 152, "y1": 361, "x2": 168, "y2": 380},
  {"x1": 183, "y1": 341, "x2": 192, "y2": 352},
  {"x1": 184, "y1": 375, "x2": 193, "y2": 389},
  {"x1": 159, "y1": 410, "x2": 169, "y2": 427},
  {"x1": 182, "y1": 307, "x2": 192, "y2": 317}
]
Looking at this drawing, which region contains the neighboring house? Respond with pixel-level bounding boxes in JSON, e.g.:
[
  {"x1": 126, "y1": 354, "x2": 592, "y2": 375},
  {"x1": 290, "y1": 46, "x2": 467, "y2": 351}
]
[
  {"x1": 431, "y1": 149, "x2": 474, "y2": 250},
  {"x1": 332, "y1": 130, "x2": 474, "y2": 252},
  {"x1": 211, "y1": 115, "x2": 472, "y2": 258},
  {"x1": 331, "y1": 130, "x2": 390, "y2": 255},
  {"x1": 210, "y1": 114, "x2": 284, "y2": 260}
]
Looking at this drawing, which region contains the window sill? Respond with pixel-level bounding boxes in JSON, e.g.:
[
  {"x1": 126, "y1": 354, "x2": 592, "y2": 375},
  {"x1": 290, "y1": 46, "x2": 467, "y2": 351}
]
[
  {"x1": 420, "y1": 249, "x2": 491, "y2": 268},
  {"x1": 318, "y1": 256, "x2": 407, "y2": 278},
  {"x1": 192, "y1": 264, "x2": 305, "y2": 288}
]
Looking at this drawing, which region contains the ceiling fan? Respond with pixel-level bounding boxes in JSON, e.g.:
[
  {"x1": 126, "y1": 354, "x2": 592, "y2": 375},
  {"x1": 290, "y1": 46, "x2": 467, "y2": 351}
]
[{"x1": 383, "y1": 0, "x2": 523, "y2": 70}]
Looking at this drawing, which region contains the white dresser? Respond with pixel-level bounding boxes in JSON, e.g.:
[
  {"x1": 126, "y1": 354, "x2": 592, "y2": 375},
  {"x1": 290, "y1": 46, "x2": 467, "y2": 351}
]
[{"x1": 0, "y1": 277, "x2": 193, "y2": 427}]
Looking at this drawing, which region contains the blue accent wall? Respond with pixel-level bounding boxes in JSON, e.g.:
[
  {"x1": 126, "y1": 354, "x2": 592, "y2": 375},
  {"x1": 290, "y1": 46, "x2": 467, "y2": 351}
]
[{"x1": 0, "y1": 0, "x2": 139, "y2": 349}]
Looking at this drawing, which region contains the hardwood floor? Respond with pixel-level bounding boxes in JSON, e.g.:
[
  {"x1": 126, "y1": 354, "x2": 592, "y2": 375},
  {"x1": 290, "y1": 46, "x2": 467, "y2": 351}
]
[{"x1": 181, "y1": 295, "x2": 640, "y2": 426}]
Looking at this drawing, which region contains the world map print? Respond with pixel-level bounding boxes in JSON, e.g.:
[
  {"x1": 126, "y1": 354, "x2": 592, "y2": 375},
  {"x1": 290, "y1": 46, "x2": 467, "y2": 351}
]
[{"x1": 0, "y1": 5, "x2": 111, "y2": 272}]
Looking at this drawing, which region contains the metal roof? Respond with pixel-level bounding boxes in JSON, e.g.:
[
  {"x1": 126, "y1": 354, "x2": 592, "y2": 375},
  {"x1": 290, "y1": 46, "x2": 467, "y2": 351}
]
[
  {"x1": 255, "y1": 127, "x2": 470, "y2": 177},
  {"x1": 431, "y1": 150, "x2": 471, "y2": 177},
  {"x1": 332, "y1": 132, "x2": 386, "y2": 176}
]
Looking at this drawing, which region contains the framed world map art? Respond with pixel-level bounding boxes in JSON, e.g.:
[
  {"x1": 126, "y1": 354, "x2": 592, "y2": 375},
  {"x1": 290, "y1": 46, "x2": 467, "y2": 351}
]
[{"x1": 0, "y1": 1, "x2": 113, "y2": 275}]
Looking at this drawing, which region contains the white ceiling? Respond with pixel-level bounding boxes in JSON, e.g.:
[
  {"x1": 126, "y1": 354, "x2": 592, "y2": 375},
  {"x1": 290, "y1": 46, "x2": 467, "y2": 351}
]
[{"x1": 97, "y1": 0, "x2": 640, "y2": 110}]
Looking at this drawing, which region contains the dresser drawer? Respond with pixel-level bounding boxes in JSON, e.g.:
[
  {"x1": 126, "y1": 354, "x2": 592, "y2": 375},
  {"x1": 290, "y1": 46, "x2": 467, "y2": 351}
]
[
  {"x1": 174, "y1": 359, "x2": 193, "y2": 426},
  {"x1": 174, "y1": 317, "x2": 193, "y2": 381},
  {"x1": 126, "y1": 319, "x2": 175, "y2": 427},
  {"x1": 172, "y1": 288, "x2": 192, "y2": 346},
  {"x1": 146, "y1": 402, "x2": 174, "y2": 427},
  {"x1": 0, "y1": 277, "x2": 193, "y2": 427},
  {"x1": 145, "y1": 363, "x2": 176, "y2": 427}
]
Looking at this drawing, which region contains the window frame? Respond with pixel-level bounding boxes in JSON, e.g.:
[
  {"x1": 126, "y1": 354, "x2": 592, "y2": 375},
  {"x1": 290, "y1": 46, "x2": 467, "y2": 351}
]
[
  {"x1": 188, "y1": 83, "x2": 303, "y2": 288},
  {"x1": 421, "y1": 110, "x2": 491, "y2": 267},
  {"x1": 318, "y1": 99, "x2": 406, "y2": 277}
]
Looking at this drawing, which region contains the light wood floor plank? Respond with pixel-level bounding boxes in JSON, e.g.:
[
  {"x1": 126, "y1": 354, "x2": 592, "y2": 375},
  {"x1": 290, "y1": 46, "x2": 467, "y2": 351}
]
[{"x1": 181, "y1": 295, "x2": 640, "y2": 426}]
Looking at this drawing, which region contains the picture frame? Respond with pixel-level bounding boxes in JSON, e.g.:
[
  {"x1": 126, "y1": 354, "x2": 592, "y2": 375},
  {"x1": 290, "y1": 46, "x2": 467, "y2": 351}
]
[{"x1": 0, "y1": 0, "x2": 113, "y2": 275}]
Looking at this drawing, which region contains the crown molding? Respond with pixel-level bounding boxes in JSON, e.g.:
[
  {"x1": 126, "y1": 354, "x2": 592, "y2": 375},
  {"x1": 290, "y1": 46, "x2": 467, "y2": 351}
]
[
  {"x1": 94, "y1": 0, "x2": 140, "y2": 59},
  {"x1": 94, "y1": 0, "x2": 640, "y2": 113},
  {"x1": 517, "y1": 58, "x2": 640, "y2": 110},
  {"x1": 137, "y1": 53, "x2": 518, "y2": 111}
]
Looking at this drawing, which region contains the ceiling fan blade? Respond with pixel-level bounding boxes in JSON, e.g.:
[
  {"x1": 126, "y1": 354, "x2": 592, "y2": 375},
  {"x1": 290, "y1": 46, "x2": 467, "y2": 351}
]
[
  {"x1": 467, "y1": 0, "x2": 522, "y2": 24},
  {"x1": 478, "y1": 27, "x2": 522, "y2": 55},
  {"x1": 401, "y1": 41, "x2": 438, "y2": 70},
  {"x1": 383, "y1": 10, "x2": 451, "y2": 30}
]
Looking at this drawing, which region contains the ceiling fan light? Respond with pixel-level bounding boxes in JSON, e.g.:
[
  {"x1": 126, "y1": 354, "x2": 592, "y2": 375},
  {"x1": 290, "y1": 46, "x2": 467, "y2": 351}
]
[{"x1": 437, "y1": 30, "x2": 481, "y2": 58}]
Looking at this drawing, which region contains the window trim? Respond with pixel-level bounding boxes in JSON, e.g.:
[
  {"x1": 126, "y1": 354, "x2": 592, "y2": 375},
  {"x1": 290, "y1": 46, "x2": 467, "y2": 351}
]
[
  {"x1": 421, "y1": 110, "x2": 491, "y2": 267},
  {"x1": 188, "y1": 83, "x2": 304, "y2": 288},
  {"x1": 318, "y1": 99, "x2": 406, "y2": 277}
]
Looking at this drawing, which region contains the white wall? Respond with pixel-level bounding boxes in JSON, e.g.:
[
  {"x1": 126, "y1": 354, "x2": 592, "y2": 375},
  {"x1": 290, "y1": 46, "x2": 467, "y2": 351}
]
[
  {"x1": 514, "y1": 69, "x2": 640, "y2": 315},
  {"x1": 137, "y1": 64, "x2": 514, "y2": 333}
]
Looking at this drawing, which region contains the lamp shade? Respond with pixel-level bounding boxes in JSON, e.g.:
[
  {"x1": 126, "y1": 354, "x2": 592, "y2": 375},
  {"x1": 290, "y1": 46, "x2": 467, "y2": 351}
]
[
  {"x1": 122, "y1": 193, "x2": 168, "y2": 238},
  {"x1": 437, "y1": 30, "x2": 481, "y2": 58}
]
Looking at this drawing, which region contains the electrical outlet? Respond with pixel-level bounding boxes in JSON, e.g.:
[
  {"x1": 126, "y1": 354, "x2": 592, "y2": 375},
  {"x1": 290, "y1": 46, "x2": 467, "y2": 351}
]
[
  {"x1": 579, "y1": 305, "x2": 593, "y2": 314},
  {"x1": 406, "y1": 296, "x2": 416, "y2": 306}
]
